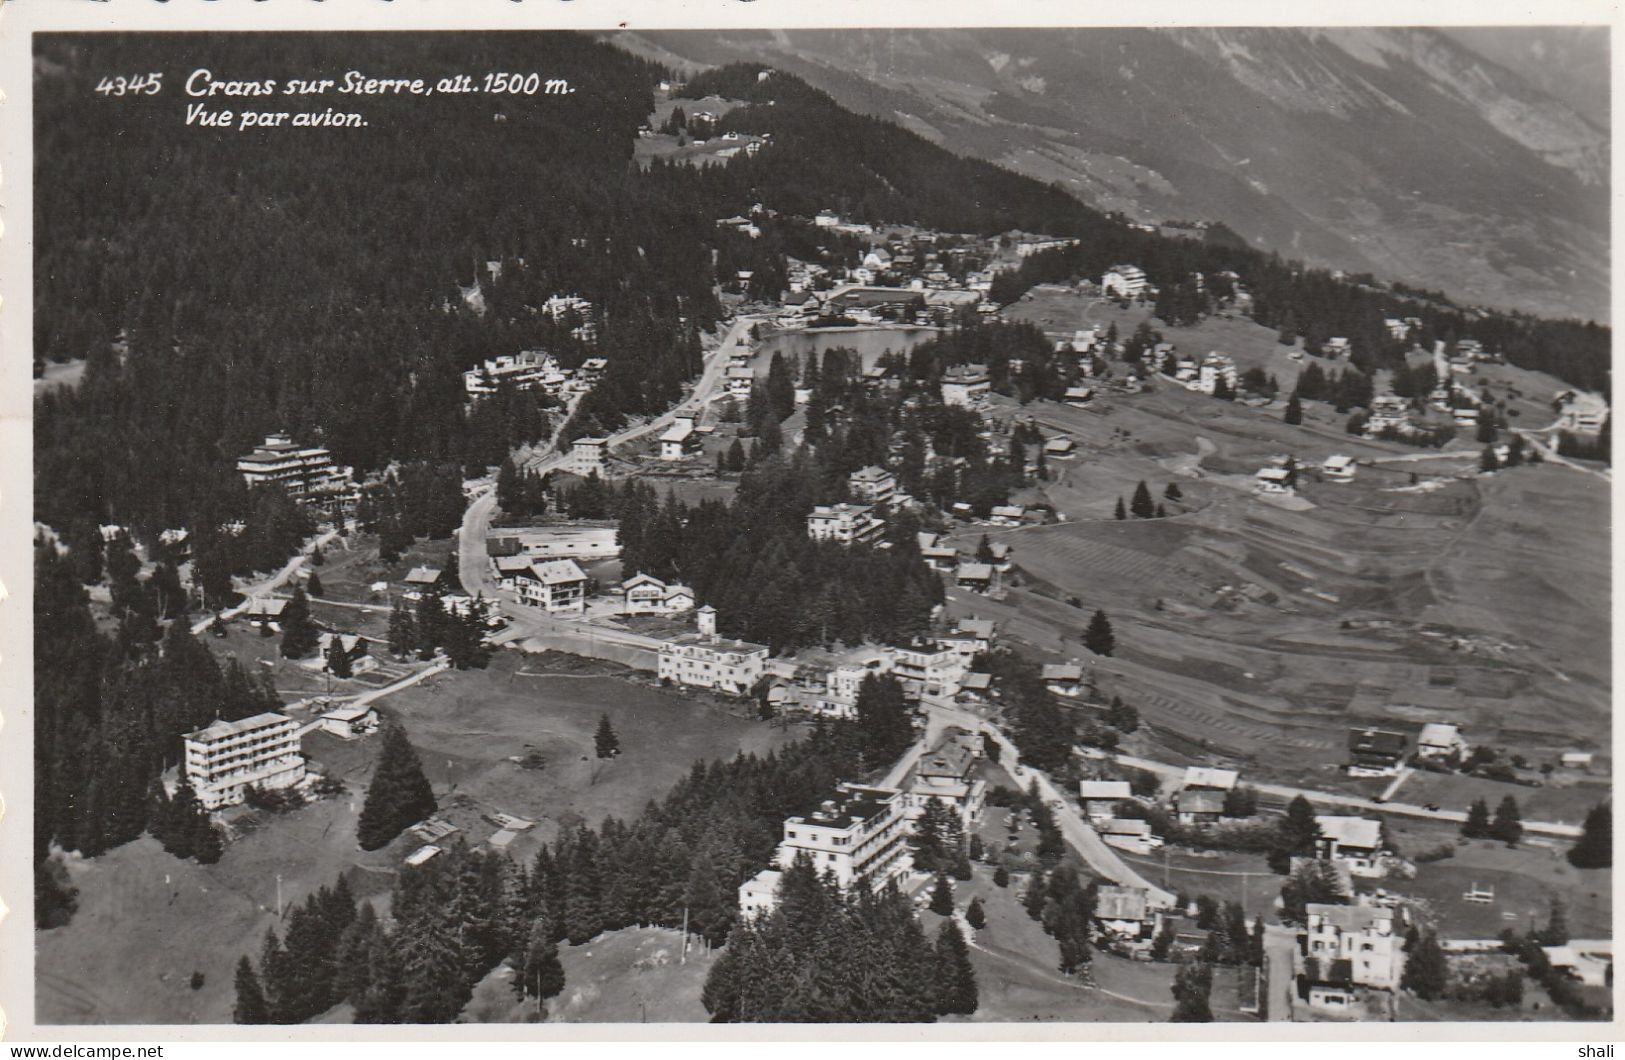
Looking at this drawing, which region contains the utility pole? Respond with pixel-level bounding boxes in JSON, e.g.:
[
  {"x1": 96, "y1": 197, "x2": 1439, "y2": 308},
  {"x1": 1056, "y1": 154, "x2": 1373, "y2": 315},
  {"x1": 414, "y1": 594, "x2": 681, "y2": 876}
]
[
  {"x1": 680, "y1": 906, "x2": 689, "y2": 963},
  {"x1": 276, "y1": 873, "x2": 283, "y2": 920}
]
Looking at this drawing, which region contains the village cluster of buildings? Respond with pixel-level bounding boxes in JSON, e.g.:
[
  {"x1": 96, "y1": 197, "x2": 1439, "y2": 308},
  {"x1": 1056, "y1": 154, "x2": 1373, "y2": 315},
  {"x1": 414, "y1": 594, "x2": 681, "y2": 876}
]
[
  {"x1": 739, "y1": 726, "x2": 988, "y2": 919},
  {"x1": 462, "y1": 348, "x2": 607, "y2": 401}
]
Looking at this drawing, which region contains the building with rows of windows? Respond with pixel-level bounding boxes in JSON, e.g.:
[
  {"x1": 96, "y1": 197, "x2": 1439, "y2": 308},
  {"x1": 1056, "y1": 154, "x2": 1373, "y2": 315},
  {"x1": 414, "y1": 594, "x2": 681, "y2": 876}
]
[{"x1": 183, "y1": 712, "x2": 306, "y2": 810}]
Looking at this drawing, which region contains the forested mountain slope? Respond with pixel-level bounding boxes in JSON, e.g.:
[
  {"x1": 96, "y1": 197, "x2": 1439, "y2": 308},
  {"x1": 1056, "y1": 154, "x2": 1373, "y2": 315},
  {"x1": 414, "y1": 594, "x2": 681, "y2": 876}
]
[{"x1": 626, "y1": 27, "x2": 1609, "y2": 322}]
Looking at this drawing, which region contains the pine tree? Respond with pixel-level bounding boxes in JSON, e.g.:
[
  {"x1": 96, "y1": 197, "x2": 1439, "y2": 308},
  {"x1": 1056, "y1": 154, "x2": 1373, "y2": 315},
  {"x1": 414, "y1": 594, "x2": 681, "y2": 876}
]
[
  {"x1": 854, "y1": 672, "x2": 913, "y2": 769},
  {"x1": 1023, "y1": 870, "x2": 1047, "y2": 920},
  {"x1": 1400, "y1": 932, "x2": 1448, "y2": 999},
  {"x1": 1538, "y1": 897, "x2": 1571, "y2": 946},
  {"x1": 594, "y1": 714, "x2": 620, "y2": 759},
  {"x1": 306, "y1": 570, "x2": 324, "y2": 597},
  {"x1": 933, "y1": 919, "x2": 979, "y2": 1015},
  {"x1": 1155, "y1": 502, "x2": 1167, "y2": 518},
  {"x1": 357, "y1": 722, "x2": 437, "y2": 851},
  {"x1": 993, "y1": 865, "x2": 1009, "y2": 888},
  {"x1": 1083, "y1": 609, "x2": 1115, "y2": 656},
  {"x1": 1170, "y1": 960, "x2": 1214, "y2": 1021},
  {"x1": 326, "y1": 636, "x2": 353, "y2": 679},
  {"x1": 1568, "y1": 804, "x2": 1611, "y2": 868},
  {"x1": 1284, "y1": 391, "x2": 1303, "y2": 426},
  {"x1": 233, "y1": 955, "x2": 269, "y2": 1024},
  {"x1": 965, "y1": 896, "x2": 986, "y2": 930},
  {"x1": 515, "y1": 920, "x2": 566, "y2": 1002},
  {"x1": 1113, "y1": 497, "x2": 1126, "y2": 520},
  {"x1": 1269, "y1": 793, "x2": 1320, "y2": 873},
  {"x1": 1490, "y1": 796, "x2": 1523, "y2": 846},
  {"x1": 1462, "y1": 797, "x2": 1492, "y2": 838},
  {"x1": 1164, "y1": 482, "x2": 1183, "y2": 501},
  {"x1": 929, "y1": 874, "x2": 955, "y2": 916},
  {"x1": 280, "y1": 585, "x2": 320, "y2": 659},
  {"x1": 1130, "y1": 481, "x2": 1155, "y2": 519}
]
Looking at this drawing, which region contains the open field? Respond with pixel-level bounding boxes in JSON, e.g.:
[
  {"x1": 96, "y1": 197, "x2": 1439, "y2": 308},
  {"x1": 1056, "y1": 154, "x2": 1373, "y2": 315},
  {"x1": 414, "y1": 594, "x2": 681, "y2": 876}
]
[
  {"x1": 36, "y1": 796, "x2": 393, "y2": 1025},
  {"x1": 948, "y1": 374, "x2": 1608, "y2": 787},
  {"x1": 1377, "y1": 819, "x2": 1612, "y2": 940},
  {"x1": 37, "y1": 654, "x2": 796, "y2": 1025},
  {"x1": 360, "y1": 650, "x2": 797, "y2": 847},
  {"x1": 1117, "y1": 849, "x2": 1279, "y2": 919}
]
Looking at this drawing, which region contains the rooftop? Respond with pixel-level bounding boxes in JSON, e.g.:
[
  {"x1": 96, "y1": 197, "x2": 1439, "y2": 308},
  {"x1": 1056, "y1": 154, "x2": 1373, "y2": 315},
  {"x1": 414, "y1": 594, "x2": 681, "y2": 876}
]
[
  {"x1": 665, "y1": 632, "x2": 769, "y2": 655},
  {"x1": 1079, "y1": 780, "x2": 1133, "y2": 800},
  {"x1": 185, "y1": 711, "x2": 294, "y2": 743},
  {"x1": 1096, "y1": 885, "x2": 1150, "y2": 922},
  {"x1": 1183, "y1": 766, "x2": 1239, "y2": 791},
  {"x1": 1348, "y1": 728, "x2": 1409, "y2": 756},
  {"x1": 1316, "y1": 815, "x2": 1383, "y2": 851},
  {"x1": 531, "y1": 559, "x2": 587, "y2": 585},
  {"x1": 1306, "y1": 902, "x2": 1395, "y2": 935}
]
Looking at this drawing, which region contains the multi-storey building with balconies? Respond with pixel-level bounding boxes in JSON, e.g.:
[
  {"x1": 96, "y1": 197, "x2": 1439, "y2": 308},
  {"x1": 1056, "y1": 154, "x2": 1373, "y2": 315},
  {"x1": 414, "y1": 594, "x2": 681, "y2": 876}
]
[
  {"x1": 183, "y1": 712, "x2": 306, "y2": 810},
  {"x1": 236, "y1": 433, "x2": 359, "y2": 517}
]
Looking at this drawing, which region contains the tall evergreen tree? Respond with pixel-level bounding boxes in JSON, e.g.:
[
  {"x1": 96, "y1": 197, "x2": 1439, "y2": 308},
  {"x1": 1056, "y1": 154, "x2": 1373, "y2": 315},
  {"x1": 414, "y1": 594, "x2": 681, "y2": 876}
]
[
  {"x1": 1170, "y1": 960, "x2": 1214, "y2": 1022},
  {"x1": 854, "y1": 673, "x2": 914, "y2": 769},
  {"x1": 280, "y1": 585, "x2": 320, "y2": 659},
  {"x1": 1083, "y1": 610, "x2": 1115, "y2": 656},
  {"x1": 928, "y1": 874, "x2": 955, "y2": 916},
  {"x1": 1113, "y1": 497, "x2": 1127, "y2": 521},
  {"x1": 1490, "y1": 796, "x2": 1523, "y2": 845},
  {"x1": 594, "y1": 714, "x2": 620, "y2": 759},
  {"x1": 1284, "y1": 391, "x2": 1303, "y2": 426},
  {"x1": 357, "y1": 722, "x2": 437, "y2": 851},
  {"x1": 1400, "y1": 931, "x2": 1448, "y2": 999},
  {"x1": 1568, "y1": 804, "x2": 1612, "y2": 868},
  {"x1": 1462, "y1": 797, "x2": 1492, "y2": 838},
  {"x1": 965, "y1": 896, "x2": 986, "y2": 930},
  {"x1": 1130, "y1": 481, "x2": 1156, "y2": 519},
  {"x1": 933, "y1": 919, "x2": 979, "y2": 1016},
  {"x1": 233, "y1": 955, "x2": 269, "y2": 1024}
]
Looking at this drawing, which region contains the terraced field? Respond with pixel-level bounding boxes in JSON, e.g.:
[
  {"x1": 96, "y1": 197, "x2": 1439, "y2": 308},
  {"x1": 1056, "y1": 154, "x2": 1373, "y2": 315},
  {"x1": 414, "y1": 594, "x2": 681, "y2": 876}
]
[{"x1": 954, "y1": 380, "x2": 1609, "y2": 785}]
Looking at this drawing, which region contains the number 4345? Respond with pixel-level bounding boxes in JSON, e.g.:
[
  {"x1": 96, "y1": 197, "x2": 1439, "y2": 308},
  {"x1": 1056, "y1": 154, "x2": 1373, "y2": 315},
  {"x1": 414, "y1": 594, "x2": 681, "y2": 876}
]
[{"x1": 96, "y1": 73, "x2": 164, "y2": 97}]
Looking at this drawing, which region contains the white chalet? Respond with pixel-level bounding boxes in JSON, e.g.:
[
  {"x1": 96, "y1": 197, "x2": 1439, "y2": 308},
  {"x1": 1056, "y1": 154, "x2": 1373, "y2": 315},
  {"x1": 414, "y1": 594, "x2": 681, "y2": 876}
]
[
  {"x1": 621, "y1": 572, "x2": 695, "y2": 615},
  {"x1": 658, "y1": 416, "x2": 700, "y2": 461},
  {"x1": 1321, "y1": 454, "x2": 1356, "y2": 482},
  {"x1": 509, "y1": 559, "x2": 588, "y2": 613}
]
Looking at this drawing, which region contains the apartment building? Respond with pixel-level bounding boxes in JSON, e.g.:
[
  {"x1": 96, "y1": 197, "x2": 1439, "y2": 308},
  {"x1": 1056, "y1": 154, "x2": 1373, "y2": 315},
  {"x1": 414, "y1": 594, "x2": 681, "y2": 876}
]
[
  {"x1": 236, "y1": 433, "x2": 359, "y2": 517},
  {"x1": 183, "y1": 712, "x2": 307, "y2": 810}
]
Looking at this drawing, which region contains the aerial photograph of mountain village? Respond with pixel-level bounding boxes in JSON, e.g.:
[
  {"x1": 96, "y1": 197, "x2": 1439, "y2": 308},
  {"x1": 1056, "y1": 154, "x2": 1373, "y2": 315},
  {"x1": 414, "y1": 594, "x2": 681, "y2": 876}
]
[{"x1": 24, "y1": 25, "x2": 1613, "y2": 1030}]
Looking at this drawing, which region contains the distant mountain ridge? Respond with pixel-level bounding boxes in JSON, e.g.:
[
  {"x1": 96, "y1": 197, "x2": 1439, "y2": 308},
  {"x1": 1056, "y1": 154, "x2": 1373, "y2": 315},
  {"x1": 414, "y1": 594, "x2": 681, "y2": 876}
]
[{"x1": 622, "y1": 27, "x2": 1610, "y2": 322}]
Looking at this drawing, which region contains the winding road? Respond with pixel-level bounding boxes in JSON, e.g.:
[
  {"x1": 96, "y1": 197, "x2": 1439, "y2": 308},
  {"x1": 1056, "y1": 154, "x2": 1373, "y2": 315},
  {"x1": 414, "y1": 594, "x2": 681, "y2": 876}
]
[{"x1": 458, "y1": 313, "x2": 765, "y2": 658}]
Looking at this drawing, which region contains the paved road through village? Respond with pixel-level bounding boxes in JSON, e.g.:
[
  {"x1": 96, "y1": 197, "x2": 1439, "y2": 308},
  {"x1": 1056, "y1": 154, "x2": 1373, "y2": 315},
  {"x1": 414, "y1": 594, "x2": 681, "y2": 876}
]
[{"x1": 458, "y1": 314, "x2": 764, "y2": 659}]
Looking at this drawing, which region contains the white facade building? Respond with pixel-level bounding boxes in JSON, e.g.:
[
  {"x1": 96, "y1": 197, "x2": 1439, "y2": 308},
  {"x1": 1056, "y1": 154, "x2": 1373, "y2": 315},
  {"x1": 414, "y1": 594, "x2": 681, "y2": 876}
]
[
  {"x1": 568, "y1": 438, "x2": 609, "y2": 478},
  {"x1": 236, "y1": 434, "x2": 358, "y2": 516},
  {"x1": 1322, "y1": 455, "x2": 1357, "y2": 482},
  {"x1": 1102, "y1": 265, "x2": 1149, "y2": 300},
  {"x1": 509, "y1": 559, "x2": 588, "y2": 613},
  {"x1": 848, "y1": 466, "x2": 898, "y2": 506},
  {"x1": 807, "y1": 503, "x2": 885, "y2": 546},
  {"x1": 183, "y1": 712, "x2": 307, "y2": 810},
  {"x1": 941, "y1": 364, "x2": 991, "y2": 408},
  {"x1": 658, "y1": 625, "x2": 769, "y2": 696}
]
